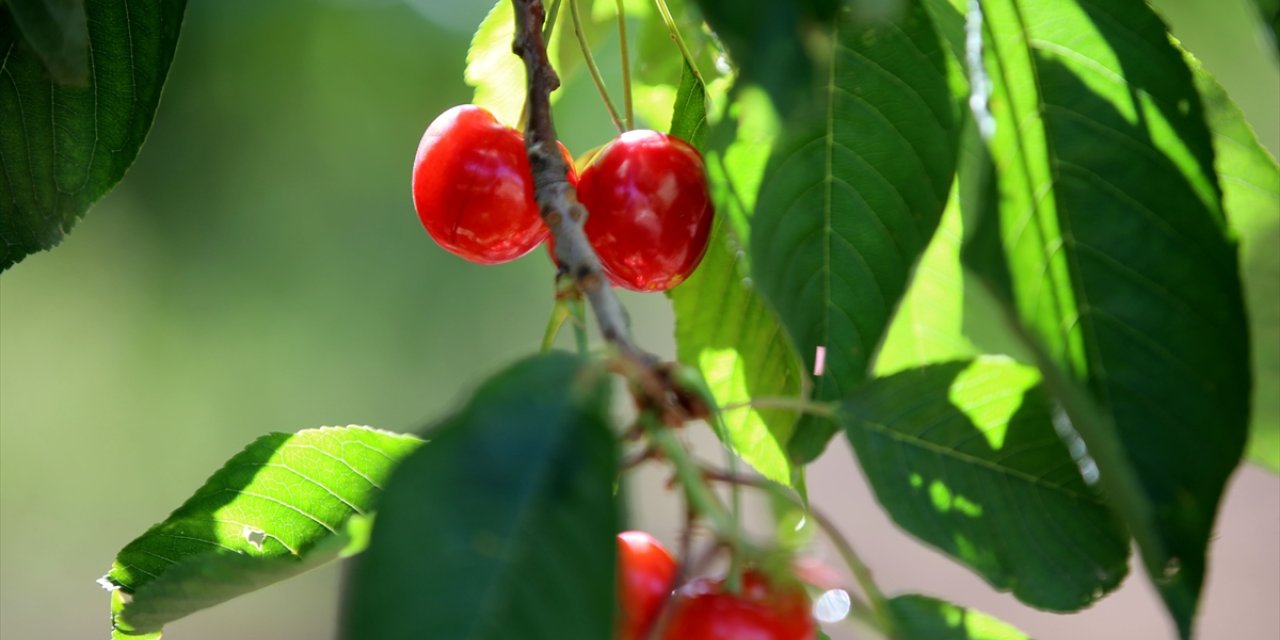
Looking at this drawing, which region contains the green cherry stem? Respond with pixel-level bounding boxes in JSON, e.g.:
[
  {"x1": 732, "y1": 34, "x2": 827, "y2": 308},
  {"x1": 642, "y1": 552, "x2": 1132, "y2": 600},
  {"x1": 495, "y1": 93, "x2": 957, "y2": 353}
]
[
  {"x1": 540, "y1": 301, "x2": 572, "y2": 352},
  {"x1": 568, "y1": 294, "x2": 589, "y2": 354},
  {"x1": 570, "y1": 0, "x2": 625, "y2": 133},
  {"x1": 614, "y1": 0, "x2": 633, "y2": 129},
  {"x1": 652, "y1": 0, "x2": 704, "y2": 84},
  {"x1": 542, "y1": 0, "x2": 562, "y2": 41},
  {"x1": 643, "y1": 414, "x2": 748, "y2": 559},
  {"x1": 544, "y1": 272, "x2": 591, "y2": 354}
]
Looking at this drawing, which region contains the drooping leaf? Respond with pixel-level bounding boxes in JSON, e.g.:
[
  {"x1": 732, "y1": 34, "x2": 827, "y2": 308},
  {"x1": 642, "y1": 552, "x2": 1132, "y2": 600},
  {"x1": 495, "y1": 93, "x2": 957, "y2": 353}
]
[
  {"x1": 964, "y1": 0, "x2": 1251, "y2": 633},
  {"x1": 672, "y1": 88, "x2": 805, "y2": 485},
  {"x1": 0, "y1": 0, "x2": 187, "y2": 271},
  {"x1": 750, "y1": 1, "x2": 961, "y2": 462},
  {"x1": 1187, "y1": 56, "x2": 1280, "y2": 472},
  {"x1": 840, "y1": 358, "x2": 1128, "y2": 610},
  {"x1": 340, "y1": 353, "x2": 618, "y2": 640},
  {"x1": 103, "y1": 426, "x2": 422, "y2": 637},
  {"x1": 889, "y1": 593, "x2": 1030, "y2": 640}
]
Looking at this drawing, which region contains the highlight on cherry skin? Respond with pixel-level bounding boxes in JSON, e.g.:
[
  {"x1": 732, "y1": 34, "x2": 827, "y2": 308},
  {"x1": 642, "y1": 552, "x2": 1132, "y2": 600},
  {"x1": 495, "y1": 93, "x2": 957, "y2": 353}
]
[
  {"x1": 571, "y1": 129, "x2": 714, "y2": 292},
  {"x1": 411, "y1": 105, "x2": 575, "y2": 264},
  {"x1": 616, "y1": 531, "x2": 678, "y2": 640}
]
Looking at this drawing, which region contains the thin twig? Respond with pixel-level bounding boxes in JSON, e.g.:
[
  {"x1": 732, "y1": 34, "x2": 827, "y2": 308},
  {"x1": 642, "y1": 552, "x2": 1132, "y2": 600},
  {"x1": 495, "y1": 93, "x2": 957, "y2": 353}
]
[{"x1": 569, "y1": 0, "x2": 625, "y2": 132}]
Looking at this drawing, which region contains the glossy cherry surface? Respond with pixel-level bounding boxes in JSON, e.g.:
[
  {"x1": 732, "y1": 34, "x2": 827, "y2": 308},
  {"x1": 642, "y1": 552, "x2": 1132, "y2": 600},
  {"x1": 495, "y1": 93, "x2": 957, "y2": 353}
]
[
  {"x1": 660, "y1": 571, "x2": 815, "y2": 640},
  {"x1": 575, "y1": 129, "x2": 713, "y2": 291},
  {"x1": 412, "y1": 105, "x2": 573, "y2": 264},
  {"x1": 617, "y1": 531, "x2": 677, "y2": 640}
]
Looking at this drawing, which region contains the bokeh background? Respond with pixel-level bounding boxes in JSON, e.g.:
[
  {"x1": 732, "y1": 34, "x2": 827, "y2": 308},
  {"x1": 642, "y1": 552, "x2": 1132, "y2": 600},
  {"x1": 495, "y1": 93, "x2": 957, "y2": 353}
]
[{"x1": 1, "y1": 0, "x2": 1276, "y2": 638}]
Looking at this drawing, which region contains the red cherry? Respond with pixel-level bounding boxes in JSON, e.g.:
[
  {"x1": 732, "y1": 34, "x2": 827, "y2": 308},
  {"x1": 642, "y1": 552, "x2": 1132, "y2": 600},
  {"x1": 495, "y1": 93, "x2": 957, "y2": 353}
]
[
  {"x1": 574, "y1": 129, "x2": 713, "y2": 291},
  {"x1": 617, "y1": 531, "x2": 677, "y2": 640},
  {"x1": 411, "y1": 105, "x2": 575, "y2": 264},
  {"x1": 660, "y1": 571, "x2": 815, "y2": 640}
]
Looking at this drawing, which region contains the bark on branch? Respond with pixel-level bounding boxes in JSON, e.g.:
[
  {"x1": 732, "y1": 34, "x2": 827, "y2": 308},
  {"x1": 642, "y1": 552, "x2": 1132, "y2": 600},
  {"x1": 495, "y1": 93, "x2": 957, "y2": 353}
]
[{"x1": 510, "y1": 0, "x2": 649, "y2": 363}]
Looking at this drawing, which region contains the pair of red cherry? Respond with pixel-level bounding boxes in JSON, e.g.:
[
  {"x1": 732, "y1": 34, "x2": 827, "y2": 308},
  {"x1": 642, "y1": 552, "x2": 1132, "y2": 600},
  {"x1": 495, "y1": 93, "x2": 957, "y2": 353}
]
[
  {"x1": 411, "y1": 105, "x2": 714, "y2": 292},
  {"x1": 617, "y1": 531, "x2": 816, "y2": 640}
]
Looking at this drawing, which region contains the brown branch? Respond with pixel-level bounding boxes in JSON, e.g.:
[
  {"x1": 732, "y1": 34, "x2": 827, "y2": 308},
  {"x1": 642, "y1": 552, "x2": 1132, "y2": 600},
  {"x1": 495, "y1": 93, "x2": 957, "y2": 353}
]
[
  {"x1": 510, "y1": 0, "x2": 713, "y2": 426},
  {"x1": 510, "y1": 0, "x2": 643, "y2": 357}
]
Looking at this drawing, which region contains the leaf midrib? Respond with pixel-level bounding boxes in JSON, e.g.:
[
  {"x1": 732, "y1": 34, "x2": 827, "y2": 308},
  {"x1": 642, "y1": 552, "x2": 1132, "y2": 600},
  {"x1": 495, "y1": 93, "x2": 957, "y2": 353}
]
[{"x1": 846, "y1": 411, "x2": 1102, "y2": 504}]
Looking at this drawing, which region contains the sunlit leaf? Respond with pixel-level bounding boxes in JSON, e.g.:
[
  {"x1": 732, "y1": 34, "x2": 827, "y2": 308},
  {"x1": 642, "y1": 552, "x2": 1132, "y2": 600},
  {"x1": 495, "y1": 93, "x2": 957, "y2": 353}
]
[
  {"x1": 672, "y1": 88, "x2": 805, "y2": 485},
  {"x1": 964, "y1": 0, "x2": 1251, "y2": 633},
  {"x1": 1187, "y1": 55, "x2": 1280, "y2": 472},
  {"x1": 103, "y1": 426, "x2": 422, "y2": 636},
  {"x1": 873, "y1": 187, "x2": 976, "y2": 376},
  {"x1": 465, "y1": 1, "x2": 532, "y2": 128},
  {"x1": 0, "y1": 0, "x2": 188, "y2": 271},
  {"x1": 889, "y1": 593, "x2": 1030, "y2": 640},
  {"x1": 668, "y1": 62, "x2": 708, "y2": 146},
  {"x1": 341, "y1": 353, "x2": 618, "y2": 640},
  {"x1": 841, "y1": 358, "x2": 1128, "y2": 609},
  {"x1": 750, "y1": 1, "x2": 962, "y2": 462}
]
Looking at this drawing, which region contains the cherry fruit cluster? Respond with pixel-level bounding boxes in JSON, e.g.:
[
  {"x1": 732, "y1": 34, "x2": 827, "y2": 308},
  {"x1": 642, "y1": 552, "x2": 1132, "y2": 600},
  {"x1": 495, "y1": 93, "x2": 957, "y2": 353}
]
[
  {"x1": 412, "y1": 105, "x2": 714, "y2": 291},
  {"x1": 616, "y1": 531, "x2": 817, "y2": 640}
]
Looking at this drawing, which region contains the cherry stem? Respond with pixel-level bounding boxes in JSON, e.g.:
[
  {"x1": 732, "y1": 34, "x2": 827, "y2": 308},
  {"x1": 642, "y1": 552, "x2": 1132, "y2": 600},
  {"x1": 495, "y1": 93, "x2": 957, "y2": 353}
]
[
  {"x1": 540, "y1": 300, "x2": 572, "y2": 352},
  {"x1": 614, "y1": 0, "x2": 633, "y2": 129},
  {"x1": 542, "y1": 0, "x2": 561, "y2": 41},
  {"x1": 542, "y1": 273, "x2": 592, "y2": 354},
  {"x1": 700, "y1": 467, "x2": 897, "y2": 636},
  {"x1": 720, "y1": 396, "x2": 838, "y2": 419},
  {"x1": 642, "y1": 413, "x2": 749, "y2": 557},
  {"x1": 569, "y1": 0, "x2": 625, "y2": 133},
  {"x1": 567, "y1": 296, "x2": 589, "y2": 354},
  {"x1": 703, "y1": 405, "x2": 745, "y2": 591},
  {"x1": 652, "y1": 0, "x2": 705, "y2": 84}
]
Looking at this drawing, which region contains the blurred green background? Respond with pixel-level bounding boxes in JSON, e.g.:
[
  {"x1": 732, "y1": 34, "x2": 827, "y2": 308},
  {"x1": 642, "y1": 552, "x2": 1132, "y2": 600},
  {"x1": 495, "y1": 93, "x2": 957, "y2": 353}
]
[{"x1": 0, "y1": 1, "x2": 1275, "y2": 639}]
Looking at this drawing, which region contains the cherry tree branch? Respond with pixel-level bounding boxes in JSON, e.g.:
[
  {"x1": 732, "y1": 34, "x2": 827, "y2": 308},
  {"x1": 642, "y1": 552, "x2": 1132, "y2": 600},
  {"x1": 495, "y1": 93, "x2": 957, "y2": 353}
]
[{"x1": 510, "y1": 0, "x2": 645, "y2": 361}]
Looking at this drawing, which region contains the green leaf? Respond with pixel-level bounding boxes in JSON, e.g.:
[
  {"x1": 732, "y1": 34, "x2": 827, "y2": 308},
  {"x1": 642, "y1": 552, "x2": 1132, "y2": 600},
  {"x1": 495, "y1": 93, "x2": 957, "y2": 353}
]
[
  {"x1": 873, "y1": 185, "x2": 977, "y2": 376},
  {"x1": 1188, "y1": 56, "x2": 1280, "y2": 472},
  {"x1": 103, "y1": 426, "x2": 422, "y2": 636},
  {"x1": 692, "y1": 0, "x2": 839, "y2": 114},
  {"x1": 965, "y1": 0, "x2": 1251, "y2": 633},
  {"x1": 672, "y1": 88, "x2": 805, "y2": 485},
  {"x1": 0, "y1": 0, "x2": 187, "y2": 271},
  {"x1": 668, "y1": 62, "x2": 708, "y2": 146},
  {"x1": 840, "y1": 358, "x2": 1128, "y2": 610},
  {"x1": 341, "y1": 353, "x2": 619, "y2": 640},
  {"x1": 465, "y1": 1, "x2": 531, "y2": 128},
  {"x1": 6, "y1": 0, "x2": 87, "y2": 83},
  {"x1": 630, "y1": 0, "x2": 727, "y2": 130},
  {"x1": 889, "y1": 593, "x2": 1030, "y2": 640},
  {"x1": 750, "y1": 1, "x2": 962, "y2": 462}
]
